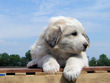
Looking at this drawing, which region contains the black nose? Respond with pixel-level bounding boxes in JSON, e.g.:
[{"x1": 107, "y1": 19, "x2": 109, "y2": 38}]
[{"x1": 83, "y1": 43, "x2": 88, "y2": 49}]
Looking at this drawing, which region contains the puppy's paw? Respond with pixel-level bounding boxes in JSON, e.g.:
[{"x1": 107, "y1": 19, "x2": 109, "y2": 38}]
[
  {"x1": 63, "y1": 66, "x2": 81, "y2": 81},
  {"x1": 27, "y1": 61, "x2": 37, "y2": 68},
  {"x1": 43, "y1": 61, "x2": 60, "y2": 73}
]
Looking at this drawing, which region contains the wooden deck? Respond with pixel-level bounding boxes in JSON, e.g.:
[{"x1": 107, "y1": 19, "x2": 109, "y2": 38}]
[{"x1": 0, "y1": 67, "x2": 110, "y2": 83}]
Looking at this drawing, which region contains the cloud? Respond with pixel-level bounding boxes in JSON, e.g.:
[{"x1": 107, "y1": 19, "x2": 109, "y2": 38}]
[
  {"x1": 33, "y1": 0, "x2": 80, "y2": 16},
  {"x1": 31, "y1": 16, "x2": 49, "y2": 23},
  {"x1": 0, "y1": 23, "x2": 45, "y2": 39},
  {"x1": 92, "y1": 0, "x2": 110, "y2": 10},
  {"x1": 0, "y1": 14, "x2": 47, "y2": 39},
  {"x1": 82, "y1": 21, "x2": 109, "y2": 33},
  {"x1": 33, "y1": 0, "x2": 59, "y2": 16},
  {"x1": 0, "y1": 39, "x2": 31, "y2": 56},
  {"x1": 0, "y1": 39, "x2": 5, "y2": 44},
  {"x1": 0, "y1": 0, "x2": 110, "y2": 57},
  {"x1": 1, "y1": 0, "x2": 108, "y2": 39}
]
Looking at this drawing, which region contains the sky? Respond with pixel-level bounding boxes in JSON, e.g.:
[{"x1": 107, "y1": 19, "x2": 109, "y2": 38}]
[{"x1": 0, "y1": 0, "x2": 110, "y2": 59}]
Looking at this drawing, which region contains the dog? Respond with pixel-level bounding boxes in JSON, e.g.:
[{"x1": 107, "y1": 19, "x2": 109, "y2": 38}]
[{"x1": 27, "y1": 16, "x2": 90, "y2": 81}]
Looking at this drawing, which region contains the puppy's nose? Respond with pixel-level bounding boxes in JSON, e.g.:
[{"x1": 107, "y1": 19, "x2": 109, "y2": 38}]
[{"x1": 83, "y1": 42, "x2": 88, "y2": 49}]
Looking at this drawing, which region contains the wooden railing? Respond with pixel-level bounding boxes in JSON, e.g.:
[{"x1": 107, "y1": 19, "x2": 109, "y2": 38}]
[
  {"x1": 0, "y1": 67, "x2": 110, "y2": 83},
  {"x1": 0, "y1": 66, "x2": 110, "y2": 73}
]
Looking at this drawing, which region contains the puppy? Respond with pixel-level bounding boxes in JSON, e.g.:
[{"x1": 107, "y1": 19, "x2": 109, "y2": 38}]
[{"x1": 27, "y1": 16, "x2": 90, "y2": 81}]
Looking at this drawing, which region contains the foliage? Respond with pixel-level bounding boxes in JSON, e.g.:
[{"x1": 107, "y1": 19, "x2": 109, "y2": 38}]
[
  {"x1": 0, "y1": 53, "x2": 10, "y2": 66},
  {"x1": 9, "y1": 54, "x2": 21, "y2": 66},
  {"x1": 89, "y1": 54, "x2": 110, "y2": 66},
  {"x1": 97, "y1": 54, "x2": 110, "y2": 66},
  {"x1": 25, "y1": 50, "x2": 32, "y2": 64},
  {"x1": 89, "y1": 57, "x2": 97, "y2": 66},
  {"x1": 20, "y1": 57, "x2": 27, "y2": 66},
  {"x1": 0, "y1": 50, "x2": 31, "y2": 67}
]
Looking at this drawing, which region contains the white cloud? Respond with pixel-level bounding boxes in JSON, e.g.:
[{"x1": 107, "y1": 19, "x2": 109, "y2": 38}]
[
  {"x1": 33, "y1": 0, "x2": 59, "y2": 16},
  {"x1": 0, "y1": 14, "x2": 46, "y2": 39},
  {"x1": 0, "y1": 39, "x2": 5, "y2": 44},
  {"x1": 0, "y1": 40, "x2": 31, "y2": 56},
  {"x1": 92, "y1": 0, "x2": 110, "y2": 10},
  {"x1": 82, "y1": 21, "x2": 109, "y2": 32},
  {"x1": 0, "y1": 0, "x2": 110, "y2": 39},
  {"x1": 0, "y1": 0, "x2": 110, "y2": 57},
  {"x1": 0, "y1": 0, "x2": 110, "y2": 38},
  {"x1": 0, "y1": 24, "x2": 44, "y2": 39},
  {"x1": 0, "y1": 39, "x2": 18, "y2": 46},
  {"x1": 31, "y1": 16, "x2": 49, "y2": 23}
]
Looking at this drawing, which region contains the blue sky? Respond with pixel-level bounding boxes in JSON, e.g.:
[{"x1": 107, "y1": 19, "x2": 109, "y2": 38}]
[{"x1": 0, "y1": 0, "x2": 110, "y2": 58}]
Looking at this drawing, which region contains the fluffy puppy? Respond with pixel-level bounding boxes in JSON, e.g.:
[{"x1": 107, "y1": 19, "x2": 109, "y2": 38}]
[{"x1": 27, "y1": 16, "x2": 90, "y2": 81}]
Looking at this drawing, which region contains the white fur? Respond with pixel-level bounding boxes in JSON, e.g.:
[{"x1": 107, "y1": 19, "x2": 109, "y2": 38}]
[{"x1": 27, "y1": 16, "x2": 89, "y2": 81}]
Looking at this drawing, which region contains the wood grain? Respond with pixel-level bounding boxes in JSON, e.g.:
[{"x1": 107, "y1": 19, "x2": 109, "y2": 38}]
[
  {"x1": 0, "y1": 67, "x2": 110, "y2": 83},
  {"x1": 0, "y1": 66, "x2": 110, "y2": 73}
]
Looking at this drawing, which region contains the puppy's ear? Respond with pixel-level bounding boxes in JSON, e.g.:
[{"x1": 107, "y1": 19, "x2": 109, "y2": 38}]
[
  {"x1": 44, "y1": 26, "x2": 62, "y2": 48},
  {"x1": 83, "y1": 33, "x2": 90, "y2": 46}
]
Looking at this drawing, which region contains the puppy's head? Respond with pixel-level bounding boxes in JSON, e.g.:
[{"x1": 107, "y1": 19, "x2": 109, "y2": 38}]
[{"x1": 44, "y1": 16, "x2": 90, "y2": 54}]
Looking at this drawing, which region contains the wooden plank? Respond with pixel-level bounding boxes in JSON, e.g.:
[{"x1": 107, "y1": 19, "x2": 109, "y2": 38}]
[
  {"x1": 0, "y1": 67, "x2": 110, "y2": 73},
  {"x1": 0, "y1": 67, "x2": 110, "y2": 83},
  {"x1": 15, "y1": 73, "x2": 26, "y2": 76},
  {"x1": 83, "y1": 66, "x2": 110, "y2": 71},
  {"x1": 76, "y1": 73, "x2": 110, "y2": 83},
  {"x1": 0, "y1": 68, "x2": 64, "y2": 73},
  {"x1": 0, "y1": 73, "x2": 69, "y2": 83},
  {"x1": 0, "y1": 68, "x2": 43, "y2": 73},
  {"x1": 0, "y1": 72, "x2": 110, "y2": 83}
]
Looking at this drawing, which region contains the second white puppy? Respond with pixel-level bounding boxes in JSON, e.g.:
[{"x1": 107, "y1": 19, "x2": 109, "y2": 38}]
[{"x1": 27, "y1": 16, "x2": 90, "y2": 81}]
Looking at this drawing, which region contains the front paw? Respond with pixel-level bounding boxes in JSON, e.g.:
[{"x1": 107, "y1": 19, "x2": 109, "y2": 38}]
[
  {"x1": 43, "y1": 61, "x2": 60, "y2": 73},
  {"x1": 63, "y1": 66, "x2": 81, "y2": 81},
  {"x1": 27, "y1": 61, "x2": 37, "y2": 68}
]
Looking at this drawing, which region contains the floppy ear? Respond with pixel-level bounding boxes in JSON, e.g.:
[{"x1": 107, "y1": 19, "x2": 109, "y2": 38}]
[
  {"x1": 83, "y1": 33, "x2": 90, "y2": 46},
  {"x1": 44, "y1": 26, "x2": 62, "y2": 48}
]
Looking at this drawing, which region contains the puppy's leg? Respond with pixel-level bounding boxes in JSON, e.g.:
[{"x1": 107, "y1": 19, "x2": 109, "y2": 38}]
[
  {"x1": 42, "y1": 55, "x2": 60, "y2": 73},
  {"x1": 27, "y1": 43, "x2": 48, "y2": 68},
  {"x1": 63, "y1": 56, "x2": 85, "y2": 81},
  {"x1": 27, "y1": 59, "x2": 38, "y2": 68}
]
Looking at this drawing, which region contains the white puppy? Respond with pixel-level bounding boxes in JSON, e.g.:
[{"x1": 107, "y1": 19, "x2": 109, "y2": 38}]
[{"x1": 27, "y1": 16, "x2": 90, "y2": 81}]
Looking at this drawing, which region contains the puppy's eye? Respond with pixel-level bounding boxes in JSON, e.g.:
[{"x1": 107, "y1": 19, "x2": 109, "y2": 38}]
[{"x1": 71, "y1": 32, "x2": 77, "y2": 36}]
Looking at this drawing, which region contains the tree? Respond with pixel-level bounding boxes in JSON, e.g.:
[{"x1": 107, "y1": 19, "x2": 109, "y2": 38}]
[
  {"x1": 9, "y1": 54, "x2": 21, "y2": 66},
  {"x1": 97, "y1": 54, "x2": 110, "y2": 66},
  {"x1": 0, "y1": 53, "x2": 10, "y2": 66},
  {"x1": 25, "y1": 50, "x2": 32, "y2": 64},
  {"x1": 20, "y1": 57, "x2": 26, "y2": 66},
  {"x1": 89, "y1": 57, "x2": 97, "y2": 66},
  {"x1": 0, "y1": 51, "x2": 32, "y2": 67}
]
